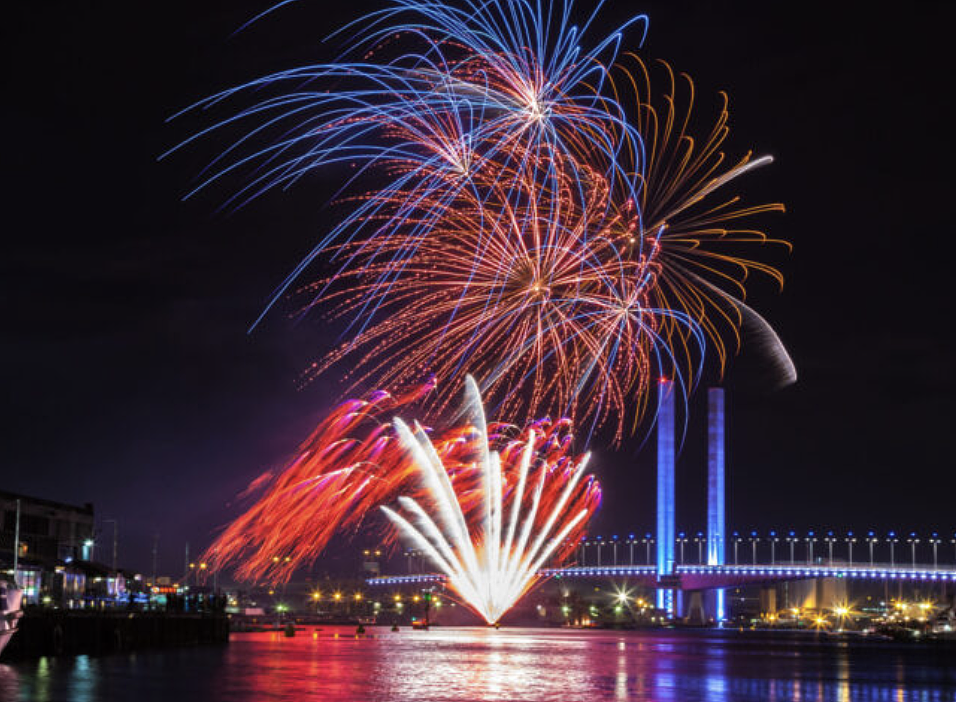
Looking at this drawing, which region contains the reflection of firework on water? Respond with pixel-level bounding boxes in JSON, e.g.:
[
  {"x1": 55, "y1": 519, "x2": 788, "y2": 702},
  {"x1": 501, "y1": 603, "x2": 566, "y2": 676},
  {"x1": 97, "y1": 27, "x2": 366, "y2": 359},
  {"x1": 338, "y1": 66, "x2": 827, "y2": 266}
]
[
  {"x1": 170, "y1": 0, "x2": 792, "y2": 438},
  {"x1": 384, "y1": 376, "x2": 598, "y2": 624},
  {"x1": 202, "y1": 378, "x2": 598, "y2": 585}
]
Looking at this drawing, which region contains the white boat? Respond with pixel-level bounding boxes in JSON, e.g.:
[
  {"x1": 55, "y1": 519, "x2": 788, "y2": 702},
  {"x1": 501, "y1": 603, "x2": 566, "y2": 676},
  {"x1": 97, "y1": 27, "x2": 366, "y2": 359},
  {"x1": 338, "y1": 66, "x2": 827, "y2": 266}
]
[{"x1": 0, "y1": 580, "x2": 23, "y2": 657}]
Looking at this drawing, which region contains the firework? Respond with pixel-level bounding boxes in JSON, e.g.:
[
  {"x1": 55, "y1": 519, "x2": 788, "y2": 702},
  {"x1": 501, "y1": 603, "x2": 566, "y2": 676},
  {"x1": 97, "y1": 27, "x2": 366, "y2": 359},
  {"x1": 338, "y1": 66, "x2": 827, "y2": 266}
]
[
  {"x1": 383, "y1": 376, "x2": 599, "y2": 624},
  {"x1": 171, "y1": 0, "x2": 792, "y2": 440},
  {"x1": 165, "y1": 0, "x2": 648, "y2": 325},
  {"x1": 610, "y1": 55, "x2": 794, "y2": 387},
  {"x1": 301, "y1": 150, "x2": 698, "y2": 441},
  {"x1": 201, "y1": 377, "x2": 596, "y2": 585}
]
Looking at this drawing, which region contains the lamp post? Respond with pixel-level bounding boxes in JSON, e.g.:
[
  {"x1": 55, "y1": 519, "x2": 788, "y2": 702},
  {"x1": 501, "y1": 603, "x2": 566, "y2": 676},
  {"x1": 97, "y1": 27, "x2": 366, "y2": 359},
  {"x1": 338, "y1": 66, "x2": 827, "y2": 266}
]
[
  {"x1": 596, "y1": 536, "x2": 603, "y2": 567},
  {"x1": 677, "y1": 532, "x2": 688, "y2": 565},
  {"x1": 769, "y1": 531, "x2": 779, "y2": 565},
  {"x1": 787, "y1": 531, "x2": 797, "y2": 565},
  {"x1": 103, "y1": 518, "x2": 118, "y2": 571},
  {"x1": 612, "y1": 535, "x2": 619, "y2": 566},
  {"x1": 733, "y1": 531, "x2": 741, "y2": 566},
  {"x1": 749, "y1": 531, "x2": 759, "y2": 565},
  {"x1": 644, "y1": 534, "x2": 653, "y2": 565},
  {"x1": 806, "y1": 531, "x2": 816, "y2": 565},
  {"x1": 628, "y1": 534, "x2": 636, "y2": 566},
  {"x1": 846, "y1": 532, "x2": 856, "y2": 567},
  {"x1": 12, "y1": 499, "x2": 20, "y2": 580},
  {"x1": 867, "y1": 531, "x2": 878, "y2": 567},
  {"x1": 929, "y1": 533, "x2": 940, "y2": 570},
  {"x1": 825, "y1": 531, "x2": 836, "y2": 566},
  {"x1": 907, "y1": 532, "x2": 919, "y2": 569},
  {"x1": 695, "y1": 531, "x2": 704, "y2": 565},
  {"x1": 888, "y1": 532, "x2": 899, "y2": 568}
]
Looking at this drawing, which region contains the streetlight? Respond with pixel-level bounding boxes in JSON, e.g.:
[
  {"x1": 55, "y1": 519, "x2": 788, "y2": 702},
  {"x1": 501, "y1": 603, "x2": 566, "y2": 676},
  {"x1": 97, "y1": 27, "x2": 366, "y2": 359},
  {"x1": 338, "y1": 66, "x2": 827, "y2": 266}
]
[
  {"x1": 103, "y1": 518, "x2": 119, "y2": 571},
  {"x1": 695, "y1": 532, "x2": 705, "y2": 565},
  {"x1": 749, "y1": 531, "x2": 759, "y2": 565},
  {"x1": 888, "y1": 532, "x2": 899, "y2": 568},
  {"x1": 846, "y1": 532, "x2": 856, "y2": 567},
  {"x1": 628, "y1": 534, "x2": 636, "y2": 566},
  {"x1": 825, "y1": 531, "x2": 836, "y2": 566},
  {"x1": 769, "y1": 531, "x2": 779, "y2": 565},
  {"x1": 806, "y1": 531, "x2": 816, "y2": 565},
  {"x1": 929, "y1": 533, "x2": 941, "y2": 570},
  {"x1": 867, "y1": 531, "x2": 878, "y2": 567},
  {"x1": 907, "y1": 532, "x2": 919, "y2": 569},
  {"x1": 612, "y1": 535, "x2": 619, "y2": 566},
  {"x1": 786, "y1": 531, "x2": 797, "y2": 565},
  {"x1": 643, "y1": 534, "x2": 653, "y2": 565},
  {"x1": 732, "y1": 531, "x2": 741, "y2": 565},
  {"x1": 596, "y1": 536, "x2": 604, "y2": 567},
  {"x1": 677, "y1": 532, "x2": 688, "y2": 565}
]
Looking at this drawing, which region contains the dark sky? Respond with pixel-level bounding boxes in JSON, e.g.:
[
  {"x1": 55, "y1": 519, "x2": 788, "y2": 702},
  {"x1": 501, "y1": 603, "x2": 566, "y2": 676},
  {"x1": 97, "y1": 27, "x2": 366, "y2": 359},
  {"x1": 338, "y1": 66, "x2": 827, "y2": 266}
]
[{"x1": 3, "y1": 1, "x2": 954, "y2": 576}]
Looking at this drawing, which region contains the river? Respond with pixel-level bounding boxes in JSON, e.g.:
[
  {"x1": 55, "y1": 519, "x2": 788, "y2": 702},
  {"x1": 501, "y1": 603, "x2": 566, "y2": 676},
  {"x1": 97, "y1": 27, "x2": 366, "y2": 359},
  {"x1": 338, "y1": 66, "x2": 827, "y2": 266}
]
[{"x1": 4, "y1": 627, "x2": 955, "y2": 701}]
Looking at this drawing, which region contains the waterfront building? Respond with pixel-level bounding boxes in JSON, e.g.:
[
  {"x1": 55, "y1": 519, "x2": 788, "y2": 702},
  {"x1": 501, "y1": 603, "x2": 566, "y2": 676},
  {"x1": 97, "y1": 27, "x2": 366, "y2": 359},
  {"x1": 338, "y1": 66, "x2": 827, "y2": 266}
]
[{"x1": 0, "y1": 490, "x2": 95, "y2": 567}]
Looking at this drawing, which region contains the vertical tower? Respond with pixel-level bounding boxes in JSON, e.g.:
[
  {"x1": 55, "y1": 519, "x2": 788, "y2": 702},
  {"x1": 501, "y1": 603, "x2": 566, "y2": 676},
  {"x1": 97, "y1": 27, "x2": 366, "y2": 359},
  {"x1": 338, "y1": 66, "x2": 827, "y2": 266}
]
[
  {"x1": 656, "y1": 378, "x2": 676, "y2": 615},
  {"x1": 707, "y1": 387, "x2": 727, "y2": 621}
]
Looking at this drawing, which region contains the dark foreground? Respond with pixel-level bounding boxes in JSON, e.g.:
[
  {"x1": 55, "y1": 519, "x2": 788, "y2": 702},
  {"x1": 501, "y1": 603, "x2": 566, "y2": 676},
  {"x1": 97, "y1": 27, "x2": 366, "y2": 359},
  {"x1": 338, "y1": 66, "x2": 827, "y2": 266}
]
[{"x1": 4, "y1": 626, "x2": 956, "y2": 701}]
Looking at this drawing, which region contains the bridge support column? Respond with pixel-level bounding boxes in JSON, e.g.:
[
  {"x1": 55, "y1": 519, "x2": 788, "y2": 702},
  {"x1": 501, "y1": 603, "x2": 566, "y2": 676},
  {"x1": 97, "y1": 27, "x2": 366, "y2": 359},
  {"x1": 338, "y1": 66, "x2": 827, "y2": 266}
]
[
  {"x1": 760, "y1": 588, "x2": 777, "y2": 616},
  {"x1": 706, "y1": 388, "x2": 726, "y2": 623},
  {"x1": 656, "y1": 378, "x2": 676, "y2": 616},
  {"x1": 684, "y1": 591, "x2": 706, "y2": 624}
]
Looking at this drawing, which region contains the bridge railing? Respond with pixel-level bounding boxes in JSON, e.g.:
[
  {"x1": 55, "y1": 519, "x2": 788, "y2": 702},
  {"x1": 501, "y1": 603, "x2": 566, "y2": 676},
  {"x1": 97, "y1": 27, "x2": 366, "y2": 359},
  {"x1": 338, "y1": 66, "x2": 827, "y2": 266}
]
[{"x1": 571, "y1": 531, "x2": 956, "y2": 571}]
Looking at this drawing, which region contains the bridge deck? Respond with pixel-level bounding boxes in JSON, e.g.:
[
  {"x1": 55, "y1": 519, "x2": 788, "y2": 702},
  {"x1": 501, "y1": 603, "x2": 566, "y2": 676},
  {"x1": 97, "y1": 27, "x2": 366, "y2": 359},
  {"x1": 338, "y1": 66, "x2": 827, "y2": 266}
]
[{"x1": 367, "y1": 563, "x2": 956, "y2": 590}]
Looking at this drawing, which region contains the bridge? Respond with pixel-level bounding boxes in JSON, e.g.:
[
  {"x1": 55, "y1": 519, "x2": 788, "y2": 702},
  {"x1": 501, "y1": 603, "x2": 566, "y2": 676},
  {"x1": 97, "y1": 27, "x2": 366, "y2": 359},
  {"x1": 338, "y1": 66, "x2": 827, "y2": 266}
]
[{"x1": 368, "y1": 383, "x2": 955, "y2": 620}]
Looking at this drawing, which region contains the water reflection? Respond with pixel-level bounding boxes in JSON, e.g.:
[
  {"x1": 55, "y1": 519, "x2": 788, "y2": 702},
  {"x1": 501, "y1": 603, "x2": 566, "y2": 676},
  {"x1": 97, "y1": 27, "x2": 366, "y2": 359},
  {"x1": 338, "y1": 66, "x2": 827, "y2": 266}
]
[{"x1": 6, "y1": 627, "x2": 956, "y2": 701}]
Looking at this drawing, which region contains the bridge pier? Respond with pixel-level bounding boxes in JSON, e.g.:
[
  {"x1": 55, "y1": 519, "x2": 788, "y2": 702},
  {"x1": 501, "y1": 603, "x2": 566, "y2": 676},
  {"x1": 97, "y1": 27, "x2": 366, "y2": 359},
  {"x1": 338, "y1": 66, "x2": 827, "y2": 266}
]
[
  {"x1": 656, "y1": 379, "x2": 676, "y2": 616},
  {"x1": 760, "y1": 587, "x2": 777, "y2": 616},
  {"x1": 706, "y1": 388, "x2": 726, "y2": 623}
]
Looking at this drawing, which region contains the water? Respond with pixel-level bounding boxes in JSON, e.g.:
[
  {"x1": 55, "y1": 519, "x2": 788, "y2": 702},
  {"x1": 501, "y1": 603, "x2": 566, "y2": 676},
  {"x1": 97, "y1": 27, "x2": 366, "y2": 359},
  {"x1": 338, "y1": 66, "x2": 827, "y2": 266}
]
[{"x1": 3, "y1": 627, "x2": 955, "y2": 702}]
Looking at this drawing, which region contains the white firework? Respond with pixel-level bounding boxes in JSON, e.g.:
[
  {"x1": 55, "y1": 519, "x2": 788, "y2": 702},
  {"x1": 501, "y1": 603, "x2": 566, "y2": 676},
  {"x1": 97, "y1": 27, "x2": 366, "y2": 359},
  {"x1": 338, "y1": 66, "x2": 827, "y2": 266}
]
[{"x1": 381, "y1": 376, "x2": 594, "y2": 625}]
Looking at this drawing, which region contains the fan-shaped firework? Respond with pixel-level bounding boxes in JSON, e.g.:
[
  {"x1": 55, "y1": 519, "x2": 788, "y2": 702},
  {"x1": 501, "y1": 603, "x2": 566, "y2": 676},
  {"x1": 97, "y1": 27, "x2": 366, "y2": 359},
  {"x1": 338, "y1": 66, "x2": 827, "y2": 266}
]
[
  {"x1": 384, "y1": 376, "x2": 597, "y2": 624},
  {"x1": 170, "y1": 0, "x2": 792, "y2": 440},
  {"x1": 201, "y1": 377, "x2": 598, "y2": 585}
]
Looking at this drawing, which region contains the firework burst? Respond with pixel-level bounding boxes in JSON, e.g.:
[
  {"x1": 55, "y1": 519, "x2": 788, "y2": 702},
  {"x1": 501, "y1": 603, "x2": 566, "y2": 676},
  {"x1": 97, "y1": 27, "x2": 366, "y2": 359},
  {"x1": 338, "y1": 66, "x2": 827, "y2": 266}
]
[
  {"x1": 384, "y1": 376, "x2": 599, "y2": 624},
  {"x1": 170, "y1": 0, "x2": 792, "y2": 440},
  {"x1": 201, "y1": 377, "x2": 597, "y2": 585}
]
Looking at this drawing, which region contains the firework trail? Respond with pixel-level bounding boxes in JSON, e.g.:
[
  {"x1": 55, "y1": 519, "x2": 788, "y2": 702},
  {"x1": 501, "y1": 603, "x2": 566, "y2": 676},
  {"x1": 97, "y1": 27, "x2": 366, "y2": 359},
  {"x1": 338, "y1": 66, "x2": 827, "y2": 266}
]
[
  {"x1": 384, "y1": 376, "x2": 599, "y2": 624},
  {"x1": 611, "y1": 56, "x2": 793, "y2": 390},
  {"x1": 202, "y1": 377, "x2": 597, "y2": 585}
]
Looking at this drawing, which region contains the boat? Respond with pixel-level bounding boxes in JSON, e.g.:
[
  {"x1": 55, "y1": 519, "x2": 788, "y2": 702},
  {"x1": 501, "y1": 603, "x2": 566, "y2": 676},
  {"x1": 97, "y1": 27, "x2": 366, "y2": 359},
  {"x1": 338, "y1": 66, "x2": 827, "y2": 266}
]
[{"x1": 0, "y1": 580, "x2": 23, "y2": 657}]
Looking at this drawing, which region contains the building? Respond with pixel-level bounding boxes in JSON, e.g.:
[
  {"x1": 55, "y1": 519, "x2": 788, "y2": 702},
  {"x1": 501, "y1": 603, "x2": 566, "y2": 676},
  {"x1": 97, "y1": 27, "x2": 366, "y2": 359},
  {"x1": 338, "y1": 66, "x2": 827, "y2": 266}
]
[
  {"x1": 1, "y1": 490, "x2": 96, "y2": 604},
  {"x1": 0, "y1": 490, "x2": 95, "y2": 566}
]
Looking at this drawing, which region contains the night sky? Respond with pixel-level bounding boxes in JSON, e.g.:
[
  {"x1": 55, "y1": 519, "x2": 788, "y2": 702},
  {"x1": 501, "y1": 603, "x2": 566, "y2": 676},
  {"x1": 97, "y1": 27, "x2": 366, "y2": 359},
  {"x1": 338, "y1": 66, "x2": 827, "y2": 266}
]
[{"x1": 4, "y1": 1, "x2": 955, "y2": 577}]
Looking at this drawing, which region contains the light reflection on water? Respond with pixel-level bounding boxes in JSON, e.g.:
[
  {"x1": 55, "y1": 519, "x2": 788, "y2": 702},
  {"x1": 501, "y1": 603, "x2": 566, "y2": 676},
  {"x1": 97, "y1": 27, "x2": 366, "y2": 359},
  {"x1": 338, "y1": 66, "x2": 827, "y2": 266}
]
[{"x1": 6, "y1": 627, "x2": 956, "y2": 701}]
